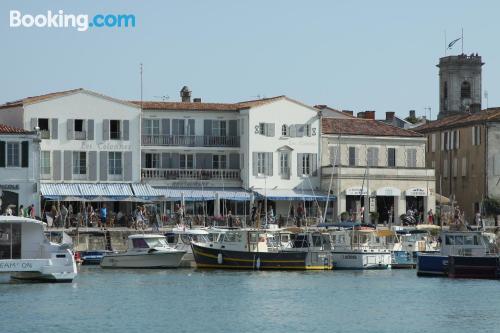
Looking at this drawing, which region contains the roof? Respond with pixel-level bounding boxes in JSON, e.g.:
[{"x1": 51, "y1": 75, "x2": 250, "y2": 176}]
[
  {"x1": 0, "y1": 88, "x2": 140, "y2": 110},
  {"x1": 314, "y1": 105, "x2": 354, "y2": 118},
  {"x1": 0, "y1": 123, "x2": 31, "y2": 134},
  {"x1": 322, "y1": 118, "x2": 423, "y2": 137},
  {"x1": 132, "y1": 95, "x2": 302, "y2": 112},
  {"x1": 414, "y1": 108, "x2": 500, "y2": 133}
]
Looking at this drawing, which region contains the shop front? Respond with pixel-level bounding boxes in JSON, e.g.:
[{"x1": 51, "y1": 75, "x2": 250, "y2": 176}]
[{"x1": 375, "y1": 187, "x2": 401, "y2": 224}]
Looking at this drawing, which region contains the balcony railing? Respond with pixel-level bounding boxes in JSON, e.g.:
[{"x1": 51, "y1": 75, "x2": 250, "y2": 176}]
[
  {"x1": 74, "y1": 131, "x2": 86, "y2": 140},
  {"x1": 142, "y1": 168, "x2": 241, "y2": 181},
  {"x1": 40, "y1": 130, "x2": 50, "y2": 139},
  {"x1": 142, "y1": 135, "x2": 240, "y2": 147}
]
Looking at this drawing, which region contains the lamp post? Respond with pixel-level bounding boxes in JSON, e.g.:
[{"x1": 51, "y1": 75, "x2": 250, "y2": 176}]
[{"x1": 257, "y1": 173, "x2": 267, "y2": 225}]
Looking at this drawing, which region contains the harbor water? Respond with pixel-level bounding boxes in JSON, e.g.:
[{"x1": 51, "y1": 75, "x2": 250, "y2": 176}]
[{"x1": 1, "y1": 267, "x2": 499, "y2": 333}]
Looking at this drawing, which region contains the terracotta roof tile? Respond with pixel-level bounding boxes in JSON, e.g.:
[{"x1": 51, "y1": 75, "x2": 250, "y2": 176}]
[
  {"x1": 0, "y1": 123, "x2": 30, "y2": 134},
  {"x1": 322, "y1": 118, "x2": 422, "y2": 137},
  {"x1": 414, "y1": 108, "x2": 500, "y2": 133}
]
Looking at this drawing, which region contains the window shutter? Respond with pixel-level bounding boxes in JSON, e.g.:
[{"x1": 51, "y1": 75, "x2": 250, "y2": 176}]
[
  {"x1": 204, "y1": 120, "x2": 212, "y2": 136},
  {"x1": 266, "y1": 152, "x2": 273, "y2": 176},
  {"x1": 141, "y1": 152, "x2": 146, "y2": 168},
  {"x1": 51, "y1": 118, "x2": 58, "y2": 139},
  {"x1": 329, "y1": 146, "x2": 339, "y2": 166},
  {"x1": 431, "y1": 133, "x2": 436, "y2": 152},
  {"x1": 123, "y1": 152, "x2": 132, "y2": 180},
  {"x1": 252, "y1": 152, "x2": 258, "y2": 176},
  {"x1": 267, "y1": 123, "x2": 275, "y2": 137},
  {"x1": 123, "y1": 120, "x2": 130, "y2": 140},
  {"x1": 52, "y1": 150, "x2": 61, "y2": 180},
  {"x1": 21, "y1": 141, "x2": 29, "y2": 168},
  {"x1": 228, "y1": 120, "x2": 237, "y2": 137},
  {"x1": 441, "y1": 132, "x2": 445, "y2": 150},
  {"x1": 160, "y1": 119, "x2": 170, "y2": 136},
  {"x1": 188, "y1": 119, "x2": 195, "y2": 135},
  {"x1": 171, "y1": 153, "x2": 180, "y2": 168},
  {"x1": 64, "y1": 151, "x2": 72, "y2": 181},
  {"x1": 229, "y1": 153, "x2": 239, "y2": 169},
  {"x1": 30, "y1": 118, "x2": 38, "y2": 131},
  {"x1": 89, "y1": 151, "x2": 97, "y2": 181},
  {"x1": 87, "y1": 119, "x2": 94, "y2": 140},
  {"x1": 103, "y1": 119, "x2": 110, "y2": 141},
  {"x1": 312, "y1": 153, "x2": 318, "y2": 176},
  {"x1": 374, "y1": 148, "x2": 379, "y2": 167},
  {"x1": 297, "y1": 153, "x2": 303, "y2": 176},
  {"x1": 99, "y1": 151, "x2": 108, "y2": 181},
  {"x1": 355, "y1": 147, "x2": 359, "y2": 166},
  {"x1": 67, "y1": 119, "x2": 74, "y2": 140},
  {"x1": 289, "y1": 125, "x2": 296, "y2": 137},
  {"x1": 297, "y1": 124, "x2": 305, "y2": 137},
  {"x1": 162, "y1": 153, "x2": 170, "y2": 169},
  {"x1": 0, "y1": 141, "x2": 5, "y2": 167},
  {"x1": 455, "y1": 130, "x2": 460, "y2": 149}
]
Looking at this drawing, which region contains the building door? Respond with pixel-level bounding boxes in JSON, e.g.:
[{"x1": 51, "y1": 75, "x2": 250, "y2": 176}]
[
  {"x1": 376, "y1": 196, "x2": 394, "y2": 224},
  {"x1": 1, "y1": 191, "x2": 19, "y2": 215}
]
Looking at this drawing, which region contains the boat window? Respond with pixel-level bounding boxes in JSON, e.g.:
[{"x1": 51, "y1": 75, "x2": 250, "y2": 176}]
[
  {"x1": 132, "y1": 238, "x2": 150, "y2": 249},
  {"x1": 223, "y1": 232, "x2": 241, "y2": 243},
  {"x1": 249, "y1": 232, "x2": 258, "y2": 243},
  {"x1": 445, "y1": 235, "x2": 455, "y2": 245},
  {"x1": 165, "y1": 233, "x2": 178, "y2": 244},
  {"x1": 455, "y1": 236, "x2": 464, "y2": 245},
  {"x1": 193, "y1": 234, "x2": 209, "y2": 243},
  {"x1": 463, "y1": 235, "x2": 474, "y2": 245},
  {"x1": 145, "y1": 237, "x2": 168, "y2": 248},
  {"x1": 0, "y1": 223, "x2": 21, "y2": 260},
  {"x1": 312, "y1": 235, "x2": 322, "y2": 247},
  {"x1": 280, "y1": 234, "x2": 290, "y2": 243},
  {"x1": 293, "y1": 235, "x2": 309, "y2": 248},
  {"x1": 180, "y1": 234, "x2": 191, "y2": 245}
]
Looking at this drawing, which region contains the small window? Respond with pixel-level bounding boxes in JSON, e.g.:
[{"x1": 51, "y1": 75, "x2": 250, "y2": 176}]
[
  {"x1": 367, "y1": 147, "x2": 378, "y2": 167},
  {"x1": 213, "y1": 155, "x2": 226, "y2": 169},
  {"x1": 212, "y1": 120, "x2": 227, "y2": 137},
  {"x1": 180, "y1": 154, "x2": 194, "y2": 169},
  {"x1": 301, "y1": 154, "x2": 311, "y2": 175},
  {"x1": 282, "y1": 124, "x2": 288, "y2": 136},
  {"x1": 461, "y1": 81, "x2": 471, "y2": 98},
  {"x1": 145, "y1": 153, "x2": 160, "y2": 169},
  {"x1": 6, "y1": 142, "x2": 20, "y2": 167},
  {"x1": 41, "y1": 151, "x2": 51, "y2": 175},
  {"x1": 110, "y1": 120, "x2": 121, "y2": 140},
  {"x1": 257, "y1": 152, "x2": 267, "y2": 175},
  {"x1": 259, "y1": 123, "x2": 265, "y2": 135},
  {"x1": 407, "y1": 148, "x2": 417, "y2": 168},
  {"x1": 348, "y1": 147, "x2": 356, "y2": 166},
  {"x1": 74, "y1": 119, "x2": 84, "y2": 132},
  {"x1": 109, "y1": 152, "x2": 122, "y2": 175},
  {"x1": 388, "y1": 148, "x2": 396, "y2": 167},
  {"x1": 72, "y1": 152, "x2": 87, "y2": 175},
  {"x1": 38, "y1": 118, "x2": 49, "y2": 131}
]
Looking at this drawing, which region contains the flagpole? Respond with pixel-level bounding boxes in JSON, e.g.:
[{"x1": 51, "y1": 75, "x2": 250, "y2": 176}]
[
  {"x1": 444, "y1": 30, "x2": 447, "y2": 56},
  {"x1": 461, "y1": 27, "x2": 464, "y2": 54}
]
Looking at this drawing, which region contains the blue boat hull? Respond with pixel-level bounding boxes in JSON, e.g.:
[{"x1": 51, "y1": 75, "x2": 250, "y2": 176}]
[{"x1": 416, "y1": 254, "x2": 448, "y2": 276}]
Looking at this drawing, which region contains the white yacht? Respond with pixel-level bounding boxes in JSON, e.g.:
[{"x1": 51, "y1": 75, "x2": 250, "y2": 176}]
[
  {"x1": 0, "y1": 216, "x2": 77, "y2": 282},
  {"x1": 165, "y1": 228, "x2": 210, "y2": 267},
  {"x1": 330, "y1": 229, "x2": 392, "y2": 269},
  {"x1": 100, "y1": 234, "x2": 186, "y2": 268}
]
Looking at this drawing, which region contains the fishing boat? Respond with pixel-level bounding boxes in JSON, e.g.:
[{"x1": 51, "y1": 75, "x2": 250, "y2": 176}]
[
  {"x1": 191, "y1": 229, "x2": 333, "y2": 270},
  {"x1": 416, "y1": 230, "x2": 497, "y2": 277},
  {"x1": 330, "y1": 228, "x2": 392, "y2": 269},
  {"x1": 391, "y1": 229, "x2": 439, "y2": 268},
  {"x1": 165, "y1": 228, "x2": 210, "y2": 267},
  {"x1": 100, "y1": 234, "x2": 186, "y2": 268},
  {"x1": 0, "y1": 216, "x2": 77, "y2": 282}
]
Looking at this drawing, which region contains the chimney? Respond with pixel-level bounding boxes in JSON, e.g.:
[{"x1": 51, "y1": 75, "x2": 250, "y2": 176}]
[
  {"x1": 364, "y1": 110, "x2": 375, "y2": 120},
  {"x1": 180, "y1": 86, "x2": 192, "y2": 102},
  {"x1": 193, "y1": 98, "x2": 202, "y2": 103},
  {"x1": 357, "y1": 111, "x2": 365, "y2": 119},
  {"x1": 409, "y1": 110, "x2": 416, "y2": 118},
  {"x1": 386, "y1": 111, "x2": 395, "y2": 121},
  {"x1": 342, "y1": 110, "x2": 353, "y2": 116}
]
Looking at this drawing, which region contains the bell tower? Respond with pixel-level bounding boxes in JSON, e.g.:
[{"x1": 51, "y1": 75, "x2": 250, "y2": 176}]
[{"x1": 437, "y1": 54, "x2": 484, "y2": 119}]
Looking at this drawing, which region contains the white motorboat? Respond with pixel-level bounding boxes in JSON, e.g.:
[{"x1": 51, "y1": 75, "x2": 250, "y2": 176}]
[
  {"x1": 0, "y1": 216, "x2": 77, "y2": 282},
  {"x1": 100, "y1": 234, "x2": 186, "y2": 268},
  {"x1": 330, "y1": 229, "x2": 392, "y2": 269},
  {"x1": 165, "y1": 228, "x2": 210, "y2": 267}
]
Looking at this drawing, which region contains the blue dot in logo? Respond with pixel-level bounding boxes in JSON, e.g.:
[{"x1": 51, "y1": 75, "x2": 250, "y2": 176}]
[{"x1": 89, "y1": 22, "x2": 93, "y2": 27}]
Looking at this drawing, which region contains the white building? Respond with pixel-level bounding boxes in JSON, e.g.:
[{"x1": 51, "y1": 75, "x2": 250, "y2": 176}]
[
  {"x1": 0, "y1": 124, "x2": 40, "y2": 216},
  {"x1": 321, "y1": 115, "x2": 436, "y2": 224},
  {"x1": 138, "y1": 87, "x2": 327, "y2": 222},
  {"x1": 0, "y1": 89, "x2": 150, "y2": 217}
]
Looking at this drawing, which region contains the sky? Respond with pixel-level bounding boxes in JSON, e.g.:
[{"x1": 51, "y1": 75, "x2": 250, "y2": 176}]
[{"x1": 1, "y1": 0, "x2": 499, "y2": 120}]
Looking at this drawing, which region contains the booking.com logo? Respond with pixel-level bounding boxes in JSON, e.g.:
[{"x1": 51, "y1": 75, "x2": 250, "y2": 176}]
[{"x1": 9, "y1": 10, "x2": 136, "y2": 32}]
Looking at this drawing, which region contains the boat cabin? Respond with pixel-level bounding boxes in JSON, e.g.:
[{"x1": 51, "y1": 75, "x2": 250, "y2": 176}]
[
  {"x1": 165, "y1": 229, "x2": 210, "y2": 247},
  {"x1": 439, "y1": 231, "x2": 494, "y2": 256},
  {"x1": 127, "y1": 234, "x2": 173, "y2": 252}
]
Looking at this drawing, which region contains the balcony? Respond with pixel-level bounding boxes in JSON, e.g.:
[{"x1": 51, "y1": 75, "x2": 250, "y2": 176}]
[
  {"x1": 142, "y1": 168, "x2": 241, "y2": 181},
  {"x1": 40, "y1": 130, "x2": 50, "y2": 139},
  {"x1": 141, "y1": 135, "x2": 240, "y2": 147},
  {"x1": 74, "y1": 131, "x2": 86, "y2": 140}
]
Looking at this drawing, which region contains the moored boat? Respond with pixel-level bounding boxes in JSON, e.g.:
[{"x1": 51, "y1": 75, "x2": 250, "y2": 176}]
[
  {"x1": 165, "y1": 228, "x2": 210, "y2": 267},
  {"x1": 100, "y1": 234, "x2": 186, "y2": 268}
]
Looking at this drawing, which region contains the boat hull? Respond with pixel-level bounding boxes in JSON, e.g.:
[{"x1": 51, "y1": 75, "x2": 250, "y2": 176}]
[
  {"x1": 100, "y1": 251, "x2": 186, "y2": 268},
  {"x1": 332, "y1": 250, "x2": 391, "y2": 269},
  {"x1": 191, "y1": 243, "x2": 332, "y2": 270},
  {"x1": 448, "y1": 255, "x2": 499, "y2": 279},
  {"x1": 416, "y1": 254, "x2": 448, "y2": 276}
]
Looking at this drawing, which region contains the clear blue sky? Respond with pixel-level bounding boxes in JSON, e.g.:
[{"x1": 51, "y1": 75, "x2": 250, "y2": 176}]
[{"x1": 2, "y1": 0, "x2": 499, "y2": 120}]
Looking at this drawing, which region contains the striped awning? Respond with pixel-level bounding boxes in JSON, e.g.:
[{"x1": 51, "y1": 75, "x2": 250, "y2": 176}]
[
  {"x1": 131, "y1": 183, "x2": 164, "y2": 200},
  {"x1": 154, "y1": 187, "x2": 252, "y2": 201},
  {"x1": 253, "y1": 189, "x2": 333, "y2": 201},
  {"x1": 41, "y1": 183, "x2": 134, "y2": 201}
]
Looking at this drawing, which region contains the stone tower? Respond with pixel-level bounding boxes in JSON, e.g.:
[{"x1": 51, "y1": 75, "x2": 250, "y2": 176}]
[{"x1": 437, "y1": 54, "x2": 484, "y2": 119}]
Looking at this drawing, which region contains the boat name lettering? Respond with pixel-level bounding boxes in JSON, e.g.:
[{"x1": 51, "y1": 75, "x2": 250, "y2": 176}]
[{"x1": 0, "y1": 262, "x2": 32, "y2": 269}]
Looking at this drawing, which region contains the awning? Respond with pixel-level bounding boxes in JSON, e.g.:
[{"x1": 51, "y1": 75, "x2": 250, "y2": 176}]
[
  {"x1": 376, "y1": 187, "x2": 401, "y2": 196},
  {"x1": 41, "y1": 183, "x2": 133, "y2": 201},
  {"x1": 154, "y1": 187, "x2": 252, "y2": 201},
  {"x1": 131, "y1": 184, "x2": 165, "y2": 201},
  {"x1": 253, "y1": 189, "x2": 333, "y2": 201}
]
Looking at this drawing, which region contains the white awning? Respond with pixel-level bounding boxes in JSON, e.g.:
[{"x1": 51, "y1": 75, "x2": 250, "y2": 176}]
[
  {"x1": 253, "y1": 189, "x2": 333, "y2": 201},
  {"x1": 406, "y1": 187, "x2": 428, "y2": 197},
  {"x1": 154, "y1": 187, "x2": 252, "y2": 201},
  {"x1": 131, "y1": 184, "x2": 164, "y2": 200},
  {"x1": 345, "y1": 187, "x2": 367, "y2": 196},
  {"x1": 41, "y1": 183, "x2": 134, "y2": 201},
  {"x1": 376, "y1": 187, "x2": 401, "y2": 196}
]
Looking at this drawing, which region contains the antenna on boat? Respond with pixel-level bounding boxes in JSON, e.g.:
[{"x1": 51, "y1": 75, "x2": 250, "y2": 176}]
[{"x1": 323, "y1": 133, "x2": 341, "y2": 224}]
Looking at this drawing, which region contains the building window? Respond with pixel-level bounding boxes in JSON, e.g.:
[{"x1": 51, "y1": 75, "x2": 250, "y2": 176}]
[
  {"x1": 144, "y1": 119, "x2": 160, "y2": 136},
  {"x1": 41, "y1": 151, "x2": 51, "y2": 175},
  {"x1": 301, "y1": 154, "x2": 311, "y2": 175},
  {"x1": 431, "y1": 133, "x2": 436, "y2": 152},
  {"x1": 462, "y1": 157, "x2": 467, "y2": 177},
  {"x1": 257, "y1": 152, "x2": 266, "y2": 174},
  {"x1": 259, "y1": 123, "x2": 266, "y2": 135},
  {"x1": 367, "y1": 147, "x2": 378, "y2": 167},
  {"x1": 279, "y1": 152, "x2": 290, "y2": 179},
  {"x1": 452, "y1": 158, "x2": 458, "y2": 177},
  {"x1": 180, "y1": 154, "x2": 194, "y2": 169},
  {"x1": 472, "y1": 126, "x2": 481, "y2": 145},
  {"x1": 443, "y1": 159, "x2": 449, "y2": 178},
  {"x1": 109, "y1": 152, "x2": 122, "y2": 175},
  {"x1": 212, "y1": 120, "x2": 227, "y2": 137},
  {"x1": 74, "y1": 119, "x2": 86, "y2": 140},
  {"x1": 212, "y1": 155, "x2": 226, "y2": 169},
  {"x1": 72, "y1": 152, "x2": 87, "y2": 175},
  {"x1": 387, "y1": 148, "x2": 396, "y2": 167},
  {"x1": 461, "y1": 81, "x2": 471, "y2": 98},
  {"x1": 38, "y1": 118, "x2": 50, "y2": 139},
  {"x1": 6, "y1": 142, "x2": 20, "y2": 167},
  {"x1": 406, "y1": 148, "x2": 417, "y2": 168},
  {"x1": 305, "y1": 124, "x2": 311, "y2": 137},
  {"x1": 145, "y1": 153, "x2": 160, "y2": 168},
  {"x1": 282, "y1": 125, "x2": 288, "y2": 136},
  {"x1": 110, "y1": 120, "x2": 121, "y2": 140},
  {"x1": 348, "y1": 147, "x2": 356, "y2": 166}
]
